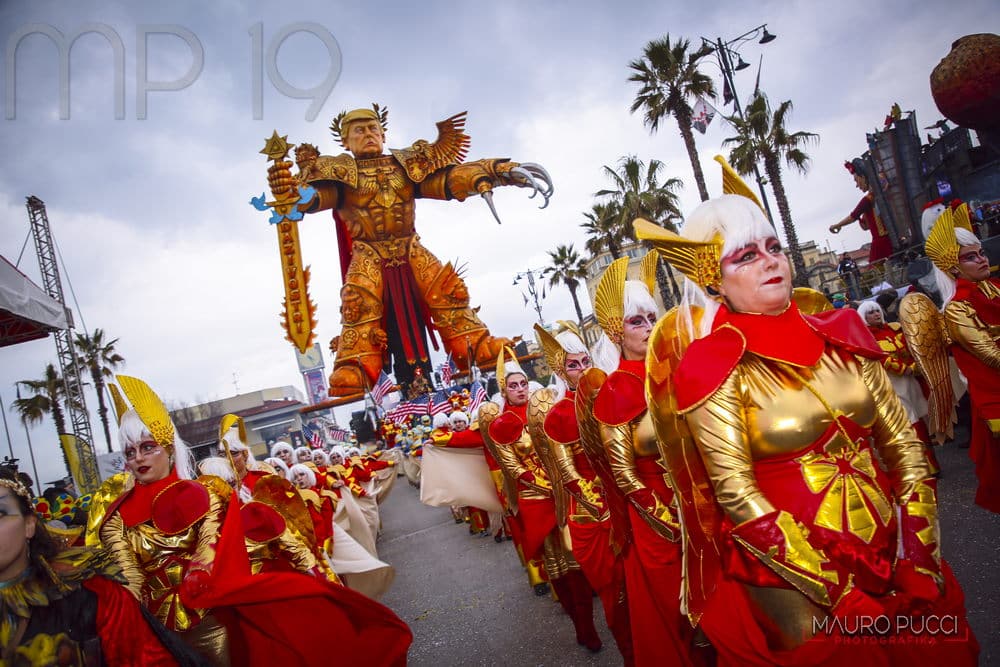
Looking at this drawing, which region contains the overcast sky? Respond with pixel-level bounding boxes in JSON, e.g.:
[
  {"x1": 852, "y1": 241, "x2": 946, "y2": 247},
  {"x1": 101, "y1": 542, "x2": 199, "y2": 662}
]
[{"x1": 1, "y1": 0, "x2": 995, "y2": 485}]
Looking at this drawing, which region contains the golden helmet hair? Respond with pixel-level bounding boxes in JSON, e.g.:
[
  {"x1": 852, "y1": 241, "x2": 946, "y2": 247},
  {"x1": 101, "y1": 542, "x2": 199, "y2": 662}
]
[
  {"x1": 533, "y1": 321, "x2": 584, "y2": 382},
  {"x1": 116, "y1": 375, "x2": 175, "y2": 452},
  {"x1": 925, "y1": 203, "x2": 975, "y2": 275},
  {"x1": 495, "y1": 346, "x2": 526, "y2": 395},
  {"x1": 634, "y1": 155, "x2": 766, "y2": 291},
  {"x1": 593, "y1": 253, "x2": 658, "y2": 342},
  {"x1": 330, "y1": 103, "x2": 389, "y2": 148}
]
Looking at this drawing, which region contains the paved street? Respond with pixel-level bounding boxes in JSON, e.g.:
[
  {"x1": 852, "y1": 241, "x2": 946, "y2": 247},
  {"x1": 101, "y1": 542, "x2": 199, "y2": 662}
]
[{"x1": 378, "y1": 429, "x2": 1000, "y2": 666}]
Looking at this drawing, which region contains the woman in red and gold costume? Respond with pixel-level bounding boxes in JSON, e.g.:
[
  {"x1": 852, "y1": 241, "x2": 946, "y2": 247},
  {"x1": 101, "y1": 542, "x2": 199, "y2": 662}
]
[
  {"x1": 532, "y1": 322, "x2": 633, "y2": 663},
  {"x1": 856, "y1": 301, "x2": 939, "y2": 472},
  {"x1": 85, "y1": 375, "x2": 230, "y2": 664},
  {"x1": 637, "y1": 184, "x2": 978, "y2": 665},
  {"x1": 481, "y1": 351, "x2": 602, "y2": 653},
  {"x1": 925, "y1": 205, "x2": 1000, "y2": 512},
  {"x1": 578, "y1": 254, "x2": 700, "y2": 666}
]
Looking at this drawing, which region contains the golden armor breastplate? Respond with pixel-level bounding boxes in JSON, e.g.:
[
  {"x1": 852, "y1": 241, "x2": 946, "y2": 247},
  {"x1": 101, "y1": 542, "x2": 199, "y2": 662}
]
[
  {"x1": 123, "y1": 521, "x2": 204, "y2": 631},
  {"x1": 739, "y1": 351, "x2": 877, "y2": 459},
  {"x1": 339, "y1": 157, "x2": 417, "y2": 241},
  {"x1": 632, "y1": 412, "x2": 659, "y2": 458}
]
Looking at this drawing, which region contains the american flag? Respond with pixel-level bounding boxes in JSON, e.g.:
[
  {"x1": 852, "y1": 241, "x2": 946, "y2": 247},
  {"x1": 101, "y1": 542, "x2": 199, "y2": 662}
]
[
  {"x1": 302, "y1": 423, "x2": 324, "y2": 449},
  {"x1": 440, "y1": 355, "x2": 458, "y2": 385},
  {"x1": 429, "y1": 391, "x2": 451, "y2": 416},
  {"x1": 329, "y1": 427, "x2": 351, "y2": 443},
  {"x1": 370, "y1": 371, "x2": 395, "y2": 405},
  {"x1": 387, "y1": 395, "x2": 431, "y2": 424},
  {"x1": 468, "y1": 381, "x2": 488, "y2": 414}
]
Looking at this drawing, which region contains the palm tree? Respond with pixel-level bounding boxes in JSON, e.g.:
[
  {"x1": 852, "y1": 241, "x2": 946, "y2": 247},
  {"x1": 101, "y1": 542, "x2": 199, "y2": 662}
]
[
  {"x1": 581, "y1": 202, "x2": 627, "y2": 260},
  {"x1": 596, "y1": 156, "x2": 685, "y2": 305},
  {"x1": 13, "y1": 363, "x2": 80, "y2": 475},
  {"x1": 74, "y1": 328, "x2": 125, "y2": 452},
  {"x1": 723, "y1": 92, "x2": 819, "y2": 285},
  {"x1": 629, "y1": 35, "x2": 717, "y2": 201},
  {"x1": 543, "y1": 244, "x2": 589, "y2": 324}
]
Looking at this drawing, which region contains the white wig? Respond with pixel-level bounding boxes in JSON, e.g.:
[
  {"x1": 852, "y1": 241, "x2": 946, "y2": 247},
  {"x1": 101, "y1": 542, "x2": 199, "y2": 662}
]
[
  {"x1": 198, "y1": 456, "x2": 235, "y2": 485},
  {"x1": 219, "y1": 424, "x2": 260, "y2": 468},
  {"x1": 329, "y1": 445, "x2": 347, "y2": 462},
  {"x1": 347, "y1": 447, "x2": 362, "y2": 457},
  {"x1": 118, "y1": 409, "x2": 194, "y2": 480},
  {"x1": 591, "y1": 279, "x2": 660, "y2": 373},
  {"x1": 311, "y1": 449, "x2": 330, "y2": 466},
  {"x1": 934, "y1": 227, "x2": 981, "y2": 308},
  {"x1": 449, "y1": 411, "x2": 470, "y2": 426},
  {"x1": 678, "y1": 195, "x2": 778, "y2": 341},
  {"x1": 856, "y1": 300, "x2": 885, "y2": 323},
  {"x1": 264, "y1": 457, "x2": 290, "y2": 479},
  {"x1": 294, "y1": 446, "x2": 313, "y2": 463},
  {"x1": 271, "y1": 441, "x2": 293, "y2": 457},
  {"x1": 432, "y1": 412, "x2": 450, "y2": 429},
  {"x1": 288, "y1": 463, "x2": 317, "y2": 488}
]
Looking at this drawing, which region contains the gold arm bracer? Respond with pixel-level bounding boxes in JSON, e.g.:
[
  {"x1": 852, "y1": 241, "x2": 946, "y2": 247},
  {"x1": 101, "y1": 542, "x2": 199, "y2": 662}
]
[
  {"x1": 685, "y1": 371, "x2": 776, "y2": 525},
  {"x1": 98, "y1": 511, "x2": 145, "y2": 597},
  {"x1": 944, "y1": 299, "x2": 1000, "y2": 370},
  {"x1": 859, "y1": 356, "x2": 933, "y2": 501},
  {"x1": 601, "y1": 422, "x2": 645, "y2": 497},
  {"x1": 274, "y1": 525, "x2": 320, "y2": 573},
  {"x1": 423, "y1": 159, "x2": 519, "y2": 202}
]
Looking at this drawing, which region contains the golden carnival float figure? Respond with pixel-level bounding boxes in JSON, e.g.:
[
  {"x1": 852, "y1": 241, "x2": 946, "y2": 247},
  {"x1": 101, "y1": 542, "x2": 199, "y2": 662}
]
[
  {"x1": 260, "y1": 104, "x2": 553, "y2": 397},
  {"x1": 635, "y1": 159, "x2": 977, "y2": 666}
]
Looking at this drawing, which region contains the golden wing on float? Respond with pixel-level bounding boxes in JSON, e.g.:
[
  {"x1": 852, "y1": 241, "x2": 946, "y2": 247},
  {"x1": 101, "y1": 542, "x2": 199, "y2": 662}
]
[
  {"x1": 645, "y1": 305, "x2": 722, "y2": 627},
  {"x1": 574, "y1": 368, "x2": 631, "y2": 556},
  {"x1": 477, "y1": 401, "x2": 519, "y2": 516},
  {"x1": 898, "y1": 292, "x2": 957, "y2": 443},
  {"x1": 527, "y1": 387, "x2": 569, "y2": 528}
]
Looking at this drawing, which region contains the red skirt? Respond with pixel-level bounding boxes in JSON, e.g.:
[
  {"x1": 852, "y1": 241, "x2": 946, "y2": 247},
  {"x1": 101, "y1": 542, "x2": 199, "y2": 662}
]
[
  {"x1": 517, "y1": 496, "x2": 556, "y2": 562},
  {"x1": 969, "y1": 396, "x2": 1000, "y2": 513}
]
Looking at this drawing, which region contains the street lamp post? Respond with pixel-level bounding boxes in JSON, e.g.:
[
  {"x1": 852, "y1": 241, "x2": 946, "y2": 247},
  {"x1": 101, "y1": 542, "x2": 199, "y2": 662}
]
[
  {"x1": 513, "y1": 268, "x2": 546, "y2": 325},
  {"x1": 702, "y1": 24, "x2": 777, "y2": 223}
]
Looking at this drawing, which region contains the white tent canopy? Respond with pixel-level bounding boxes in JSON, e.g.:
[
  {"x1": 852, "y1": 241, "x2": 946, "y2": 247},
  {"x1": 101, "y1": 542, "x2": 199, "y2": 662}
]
[{"x1": 0, "y1": 254, "x2": 68, "y2": 347}]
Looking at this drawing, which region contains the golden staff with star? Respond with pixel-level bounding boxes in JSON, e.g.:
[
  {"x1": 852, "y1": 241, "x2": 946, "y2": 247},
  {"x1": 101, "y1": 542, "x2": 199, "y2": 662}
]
[{"x1": 254, "y1": 131, "x2": 317, "y2": 353}]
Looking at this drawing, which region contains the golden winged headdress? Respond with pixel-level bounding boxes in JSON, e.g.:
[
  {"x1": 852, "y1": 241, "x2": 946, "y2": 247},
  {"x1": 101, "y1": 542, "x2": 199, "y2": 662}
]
[
  {"x1": 925, "y1": 203, "x2": 975, "y2": 275},
  {"x1": 634, "y1": 155, "x2": 766, "y2": 291},
  {"x1": 495, "y1": 346, "x2": 525, "y2": 395},
  {"x1": 108, "y1": 383, "x2": 129, "y2": 425},
  {"x1": 593, "y1": 256, "x2": 630, "y2": 342},
  {"x1": 533, "y1": 321, "x2": 584, "y2": 382},
  {"x1": 115, "y1": 375, "x2": 175, "y2": 452}
]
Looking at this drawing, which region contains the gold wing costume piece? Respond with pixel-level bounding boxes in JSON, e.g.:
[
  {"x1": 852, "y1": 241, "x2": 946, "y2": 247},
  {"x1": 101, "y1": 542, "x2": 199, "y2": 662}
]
[
  {"x1": 527, "y1": 387, "x2": 570, "y2": 529},
  {"x1": 477, "y1": 401, "x2": 519, "y2": 515},
  {"x1": 899, "y1": 292, "x2": 958, "y2": 443},
  {"x1": 645, "y1": 306, "x2": 721, "y2": 626}
]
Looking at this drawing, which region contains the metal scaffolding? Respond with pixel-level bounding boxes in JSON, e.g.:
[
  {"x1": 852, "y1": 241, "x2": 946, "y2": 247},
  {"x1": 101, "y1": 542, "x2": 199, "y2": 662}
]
[{"x1": 25, "y1": 195, "x2": 100, "y2": 492}]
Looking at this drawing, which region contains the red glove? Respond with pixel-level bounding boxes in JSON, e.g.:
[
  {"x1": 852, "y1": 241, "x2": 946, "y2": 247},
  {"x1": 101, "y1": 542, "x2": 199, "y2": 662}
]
[
  {"x1": 518, "y1": 471, "x2": 536, "y2": 485},
  {"x1": 626, "y1": 487, "x2": 679, "y2": 541}
]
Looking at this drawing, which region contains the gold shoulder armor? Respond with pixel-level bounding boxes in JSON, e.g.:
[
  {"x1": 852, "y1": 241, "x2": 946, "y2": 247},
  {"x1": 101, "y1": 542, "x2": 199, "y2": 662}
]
[
  {"x1": 792, "y1": 287, "x2": 834, "y2": 315},
  {"x1": 477, "y1": 400, "x2": 519, "y2": 514},
  {"x1": 300, "y1": 153, "x2": 358, "y2": 188},
  {"x1": 254, "y1": 475, "x2": 316, "y2": 550},
  {"x1": 389, "y1": 111, "x2": 470, "y2": 182},
  {"x1": 85, "y1": 472, "x2": 132, "y2": 547}
]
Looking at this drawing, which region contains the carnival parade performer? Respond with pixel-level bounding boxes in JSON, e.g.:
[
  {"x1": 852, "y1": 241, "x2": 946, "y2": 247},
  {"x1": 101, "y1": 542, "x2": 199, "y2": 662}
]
[
  {"x1": 637, "y1": 188, "x2": 978, "y2": 665},
  {"x1": 265, "y1": 104, "x2": 553, "y2": 396},
  {"x1": 88, "y1": 376, "x2": 412, "y2": 665},
  {"x1": 830, "y1": 158, "x2": 893, "y2": 265},
  {"x1": 1, "y1": 468, "x2": 207, "y2": 666},
  {"x1": 84, "y1": 375, "x2": 230, "y2": 665},
  {"x1": 925, "y1": 205, "x2": 1000, "y2": 513},
  {"x1": 269, "y1": 442, "x2": 294, "y2": 469},
  {"x1": 531, "y1": 322, "x2": 627, "y2": 658},
  {"x1": 856, "y1": 301, "x2": 939, "y2": 472},
  {"x1": 578, "y1": 254, "x2": 700, "y2": 666},
  {"x1": 481, "y1": 350, "x2": 605, "y2": 654}
]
